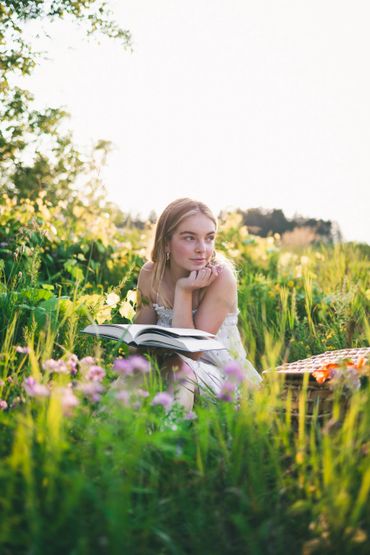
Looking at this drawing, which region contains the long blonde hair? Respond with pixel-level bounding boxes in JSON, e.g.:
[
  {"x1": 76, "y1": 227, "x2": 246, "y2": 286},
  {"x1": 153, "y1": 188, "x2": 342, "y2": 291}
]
[{"x1": 150, "y1": 198, "x2": 218, "y2": 304}]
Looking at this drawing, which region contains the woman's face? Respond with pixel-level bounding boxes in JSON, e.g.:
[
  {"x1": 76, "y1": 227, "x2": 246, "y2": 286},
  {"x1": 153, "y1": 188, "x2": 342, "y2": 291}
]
[{"x1": 167, "y1": 213, "x2": 216, "y2": 273}]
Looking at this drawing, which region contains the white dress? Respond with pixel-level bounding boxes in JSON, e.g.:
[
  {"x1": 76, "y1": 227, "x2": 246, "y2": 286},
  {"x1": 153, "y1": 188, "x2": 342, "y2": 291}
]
[{"x1": 153, "y1": 303, "x2": 262, "y2": 397}]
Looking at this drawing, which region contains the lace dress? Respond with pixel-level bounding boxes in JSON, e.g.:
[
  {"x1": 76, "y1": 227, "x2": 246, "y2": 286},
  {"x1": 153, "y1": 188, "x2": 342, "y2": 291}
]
[{"x1": 153, "y1": 303, "x2": 262, "y2": 397}]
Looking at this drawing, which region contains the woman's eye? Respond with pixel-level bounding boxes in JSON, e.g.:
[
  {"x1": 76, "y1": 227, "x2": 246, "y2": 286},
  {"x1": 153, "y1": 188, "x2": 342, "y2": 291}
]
[{"x1": 184, "y1": 236, "x2": 194, "y2": 241}]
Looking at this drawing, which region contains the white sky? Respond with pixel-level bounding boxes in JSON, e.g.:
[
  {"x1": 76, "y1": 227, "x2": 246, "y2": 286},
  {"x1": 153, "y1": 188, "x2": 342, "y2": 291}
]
[{"x1": 19, "y1": 0, "x2": 370, "y2": 242}]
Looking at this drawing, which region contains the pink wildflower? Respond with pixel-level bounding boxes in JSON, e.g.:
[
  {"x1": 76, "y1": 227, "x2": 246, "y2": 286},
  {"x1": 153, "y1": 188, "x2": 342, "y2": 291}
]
[
  {"x1": 217, "y1": 381, "x2": 236, "y2": 402},
  {"x1": 0, "y1": 399, "x2": 8, "y2": 410},
  {"x1": 77, "y1": 381, "x2": 104, "y2": 402},
  {"x1": 16, "y1": 346, "x2": 30, "y2": 354},
  {"x1": 23, "y1": 377, "x2": 50, "y2": 398},
  {"x1": 224, "y1": 361, "x2": 245, "y2": 384},
  {"x1": 135, "y1": 388, "x2": 150, "y2": 398},
  {"x1": 86, "y1": 365, "x2": 106, "y2": 382},
  {"x1": 66, "y1": 354, "x2": 79, "y2": 376},
  {"x1": 113, "y1": 358, "x2": 134, "y2": 375},
  {"x1": 184, "y1": 410, "x2": 197, "y2": 420},
  {"x1": 42, "y1": 359, "x2": 69, "y2": 374},
  {"x1": 172, "y1": 362, "x2": 193, "y2": 383},
  {"x1": 79, "y1": 356, "x2": 96, "y2": 370},
  {"x1": 151, "y1": 391, "x2": 173, "y2": 411},
  {"x1": 0, "y1": 379, "x2": 5, "y2": 387},
  {"x1": 129, "y1": 355, "x2": 150, "y2": 374},
  {"x1": 116, "y1": 390, "x2": 130, "y2": 406},
  {"x1": 58, "y1": 387, "x2": 80, "y2": 416}
]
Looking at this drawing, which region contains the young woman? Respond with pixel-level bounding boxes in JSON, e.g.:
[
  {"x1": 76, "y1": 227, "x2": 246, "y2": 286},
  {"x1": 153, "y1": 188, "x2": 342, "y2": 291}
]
[{"x1": 134, "y1": 198, "x2": 262, "y2": 410}]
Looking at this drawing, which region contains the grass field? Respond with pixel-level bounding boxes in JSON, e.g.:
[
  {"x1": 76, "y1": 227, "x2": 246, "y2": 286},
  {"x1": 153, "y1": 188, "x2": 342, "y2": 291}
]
[{"x1": 1, "y1": 195, "x2": 369, "y2": 554}]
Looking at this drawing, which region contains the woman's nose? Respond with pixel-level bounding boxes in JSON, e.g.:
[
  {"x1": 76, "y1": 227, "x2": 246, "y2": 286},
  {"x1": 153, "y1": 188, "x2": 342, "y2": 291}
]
[{"x1": 195, "y1": 241, "x2": 206, "y2": 252}]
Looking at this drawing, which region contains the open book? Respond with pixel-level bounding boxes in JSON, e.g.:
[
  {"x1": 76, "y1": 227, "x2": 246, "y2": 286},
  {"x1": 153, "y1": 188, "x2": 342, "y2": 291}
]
[{"x1": 81, "y1": 323, "x2": 227, "y2": 353}]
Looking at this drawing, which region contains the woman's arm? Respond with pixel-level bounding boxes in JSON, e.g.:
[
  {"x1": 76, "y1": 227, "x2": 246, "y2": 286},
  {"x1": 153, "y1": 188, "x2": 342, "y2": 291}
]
[
  {"x1": 171, "y1": 265, "x2": 222, "y2": 329},
  {"x1": 194, "y1": 265, "x2": 237, "y2": 335},
  {"x1": 133, "y1": 262, "x2": 157, "y2": 325}
]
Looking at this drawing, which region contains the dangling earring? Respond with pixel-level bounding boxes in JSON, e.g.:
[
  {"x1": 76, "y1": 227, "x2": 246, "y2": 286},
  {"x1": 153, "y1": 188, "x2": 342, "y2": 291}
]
[
  {"x1": 211, "y1": 250, "x2": 216, "y2": 262},
  {"x1": 166, "y1": 251, "x2": 170, "y2": 262}
]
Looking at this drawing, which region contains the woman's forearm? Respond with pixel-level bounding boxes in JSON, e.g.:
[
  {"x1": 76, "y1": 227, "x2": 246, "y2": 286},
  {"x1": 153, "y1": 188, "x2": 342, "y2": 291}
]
[{"x1": 172, "y1": 286, "x2": 194, "y2": 328}]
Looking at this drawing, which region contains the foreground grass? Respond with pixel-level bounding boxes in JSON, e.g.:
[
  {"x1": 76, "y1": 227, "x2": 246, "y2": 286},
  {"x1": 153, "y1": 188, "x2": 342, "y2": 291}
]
[{"x1": 1, "y1": 200, "x2": 370, "y2": 553}]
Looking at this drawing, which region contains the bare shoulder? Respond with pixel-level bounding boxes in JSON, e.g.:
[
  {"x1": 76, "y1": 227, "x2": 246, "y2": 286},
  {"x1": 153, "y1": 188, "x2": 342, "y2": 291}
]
[
  {"x1": 211, "y1": 262, "x2": 237, "y2": 291},
  {"x1": 137, "y1": 261, "x2": 155, "y2": 297}
]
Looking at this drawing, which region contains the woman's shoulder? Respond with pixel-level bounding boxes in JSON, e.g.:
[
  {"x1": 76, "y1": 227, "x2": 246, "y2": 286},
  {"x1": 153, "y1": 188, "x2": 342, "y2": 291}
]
[{"x1": 137, "y1": 261, "x2": 155, "y2": 298}]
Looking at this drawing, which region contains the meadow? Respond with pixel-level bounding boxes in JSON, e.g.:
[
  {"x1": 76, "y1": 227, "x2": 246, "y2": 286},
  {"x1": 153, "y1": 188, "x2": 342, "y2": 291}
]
[{"x1": 0, "y1": 193, "x2": 370, "y2": 555}]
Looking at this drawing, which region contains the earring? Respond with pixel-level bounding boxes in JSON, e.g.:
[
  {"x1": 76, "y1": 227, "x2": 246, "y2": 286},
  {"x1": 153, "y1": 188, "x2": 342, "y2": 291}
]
[
  {"x1": 211, "y1": 250, "x2": 216, "y2": 262},
  {"x1": 166, "y1": 251, "x2": 170, "y2": 262}
]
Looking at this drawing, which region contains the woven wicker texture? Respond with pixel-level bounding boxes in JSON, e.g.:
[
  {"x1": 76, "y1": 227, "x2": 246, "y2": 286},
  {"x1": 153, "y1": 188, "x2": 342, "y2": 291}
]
[{"x1": 266, "y1": 347, "x2": 370, "y2": 375}]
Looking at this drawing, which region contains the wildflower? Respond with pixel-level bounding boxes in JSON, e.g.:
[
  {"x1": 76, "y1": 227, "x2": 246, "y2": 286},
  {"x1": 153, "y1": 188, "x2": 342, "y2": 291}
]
[
  {"x1": 0, "y1": 379, "x2": 5, "y2": 387},
  {"x1": 79, "y1": 356, "x2": 96, "y2": 368},
  {"x1": 86, "y1": 365, "x2": 106, "y2": 382},
  {"x1": 42, "y1": 359, "x2": 69, "y2": 374},
  {"x1": 112, "y1": 355, "x2": 150, "y2": 376},
  {"x1": 0, "y1": 400, "x2": 8, "y2": 411},
  {"x1": 106, "y1": 292, "x2": 120, "y2": 307},
  {"x1": 129, "y1": 355, "x2": 150, "y2": 373},
  {"x1": 66, "y1": 354, "x2": 79, "y2": 376},
  {"x1": 224, "y1": 361, "x2": 245, "y2": 384},
  {"x1": 116, "y1": 390, "x2": 130, "y2": 405},
  {"x1": 77, "y1": 381, "x2": 104, "y2": 402},
  {"x1": 135, "y1": 388, "x2": 150, "y2": 398},
  {"x1": 184, "y1": 410, "x2": 197, "y2": 420},
  {"x1": 16, "y1": 346, "x2": 30, "y2": 354},
  {"x1": 7, "y1": 376, "x2": 13, "y2": 383},
  {"x1": 171, "y1": 361, "x2": 193, "y2": 383},
  {"x1": 217, "y1": 381, "x2": 236, "y2": 402},
  {"x1": 312, "y1": 363, "x2": 339, "y2": 384},
  {"x1": 152, "y1": 391, "x2": 174, "y2": 411},
  {"x1": 58, "y1": 387, "x2": 80, "y2": 416},
  {"x1": 113, "y1": 358, "x2": 133, "y2": 375},
  {"x1": 23, "y1": 377, "x2": 50, "y2": 397}
]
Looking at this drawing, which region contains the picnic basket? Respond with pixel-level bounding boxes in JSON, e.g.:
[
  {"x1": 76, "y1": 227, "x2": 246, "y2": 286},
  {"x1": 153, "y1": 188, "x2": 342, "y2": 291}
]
[{"x1": 263, "y1": 347, "x2": 370, "y2": 419}]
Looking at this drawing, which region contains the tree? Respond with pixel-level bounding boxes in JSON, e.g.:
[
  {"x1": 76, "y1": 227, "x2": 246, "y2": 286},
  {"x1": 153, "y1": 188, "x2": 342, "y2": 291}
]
[{"x1": 0, "y1": 0, "x2": 131, "y2": 205}]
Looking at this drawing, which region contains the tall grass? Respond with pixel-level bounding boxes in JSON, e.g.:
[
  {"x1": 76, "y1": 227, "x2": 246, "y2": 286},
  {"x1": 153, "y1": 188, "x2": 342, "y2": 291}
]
[{"x1": 1, "y1": 199, "x2": 369, "y2": 553}]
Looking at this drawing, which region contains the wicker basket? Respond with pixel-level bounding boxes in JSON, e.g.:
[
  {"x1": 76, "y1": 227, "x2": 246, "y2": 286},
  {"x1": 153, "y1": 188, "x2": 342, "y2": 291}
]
[{"x1": 263, "y1": 347, "x2": 370, "y2": 419}]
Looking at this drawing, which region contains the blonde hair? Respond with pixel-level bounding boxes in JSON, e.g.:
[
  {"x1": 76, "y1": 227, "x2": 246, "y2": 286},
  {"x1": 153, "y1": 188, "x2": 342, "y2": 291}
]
[{"x1": 150, "y1": 198, "x2": 218, "y2": 303}]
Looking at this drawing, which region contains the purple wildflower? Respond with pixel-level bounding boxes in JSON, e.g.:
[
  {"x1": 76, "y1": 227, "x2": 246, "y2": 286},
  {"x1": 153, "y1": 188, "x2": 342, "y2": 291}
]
[
  {"x1": 151, "y1": 391, "x2": 173, "y2": 411},
  {"x1": 129, "y1": 355, "x2": 150, "y2": 374},
  {"x1": 66, "y1": 354, "x2": 79, "y2": 376},
  {"x1": 113, "y1": 358, "x2": 134, "y2": 376},
  {"x1": 16, "y1": 346, "x2": 30, "y2": 354},
  {"x1": 223, "y1": 361, "x2": 245, "y2": 384},
  {"x1": 77, "y1": 381, "x2": 105, "y2": 402},
  {"x1": 23, "y1": 377, "x2": 50, "y2": 398},
  {"x1": 79, "y1": 356, "x2": 96, "y2": 369},
  {"x1": 86, "y1": 365, "x2": 106, "y2": 382},
  {"x1": 116, "y1": 390, "x2": 130, "y2": 406},
  {"x1": 184, "y1": 410, "x2": 198, "y2": 421},
  {"x1": 172, "y1": 361, "x2": 193, "y2": 383},
  {"x1": 217, "y1": 381, "x2": 236, "y2": 402},
  {"x1": 58, "y1": 387, "x2": 80, "y2": 416},
  {"x1": 135, "y1": 388, "x2": 150, "y2": 398},
  {"x1": 0, "y1": 400, "x2": 8, "y2": 411},
  {"x1": 42, "y1": 359, "x2": 69, "y2": 374}
]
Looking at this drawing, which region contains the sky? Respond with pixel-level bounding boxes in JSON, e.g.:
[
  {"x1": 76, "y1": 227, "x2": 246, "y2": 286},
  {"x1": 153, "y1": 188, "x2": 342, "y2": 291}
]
[{"x1": 19, "y1": 0, "x2": 370, "y2": 242}]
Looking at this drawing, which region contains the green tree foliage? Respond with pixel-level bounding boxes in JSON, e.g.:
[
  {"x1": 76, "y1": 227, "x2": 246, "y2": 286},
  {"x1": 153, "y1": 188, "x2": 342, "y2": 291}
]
[{"x1": 0, "y1": 0, "x2": 131, "y2": 204}]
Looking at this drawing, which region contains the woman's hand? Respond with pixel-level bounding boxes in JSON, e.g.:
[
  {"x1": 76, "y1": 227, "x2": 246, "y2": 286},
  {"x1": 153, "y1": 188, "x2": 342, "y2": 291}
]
[{"x1": 176, "y1": 264, "x2": 223, "y2": 292}]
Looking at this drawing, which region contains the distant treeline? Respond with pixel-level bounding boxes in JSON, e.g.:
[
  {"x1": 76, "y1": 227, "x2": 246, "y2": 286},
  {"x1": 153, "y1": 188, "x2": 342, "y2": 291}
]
[
  {"x1": 117, "y1": 207, "x2": 342, "y2": 245},
  {"x1": 235, "y1": 208, "x2": 342, "y2": 244}
]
